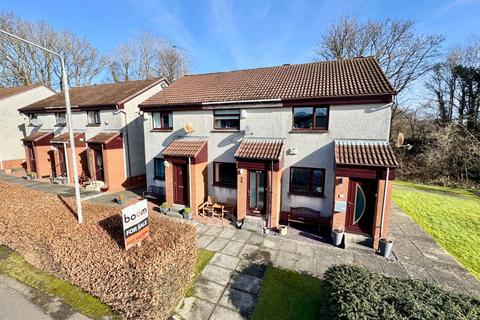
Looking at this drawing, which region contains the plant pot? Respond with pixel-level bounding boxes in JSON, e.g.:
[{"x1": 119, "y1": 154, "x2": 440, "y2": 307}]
[
  {"x1": 263, "y1": 226, "x2": 270, "y2": 234},
  {"x1": 160, "y1": 207, "x2": 169, "y2": 214},
  {"x1": 379, "y1": 238, "x2": 393, "y2": 258},
  {"x1": 331, "y1": 229, "x2": 344, "y2": 246},
  {"x1": 4, "y1": 169, "x2": 12, "y2": 174},
  {"x1": 183, "y1": 212, "x2": 192, "y2": 220},
  {"x1": 279, "y1": 225, "x2": 288, "y2": 236}
]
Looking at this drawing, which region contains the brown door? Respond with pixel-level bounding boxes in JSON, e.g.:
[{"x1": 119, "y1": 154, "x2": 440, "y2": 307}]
[
  {"x1": 27, "y1": 145, "x2": 36, "y2": 173},
  {"x1": 247, "y1": 170, "x2": 267, "y2": 216},
  {"x1": 90, "y1": 144, "x2": 104, "y2": 181},
  {"x1": 57, "y1": 147, "x2": 67, "y2": 177},
  {"x1": 345, "y1": 178, "x2": 377, "y2": 235},
  {"x1": 48, "y1": 150, "x2": 56, "y2": 178},
  {"x1": 173, "y1": 164, "x2": 188, "y2": 205}
]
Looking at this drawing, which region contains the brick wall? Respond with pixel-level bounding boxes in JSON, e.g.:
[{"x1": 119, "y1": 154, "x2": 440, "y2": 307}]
[
  {"x1": 372, "y1": 179, "x2": 393, "y2": 249},
  {"x1": 331, "y1": 176, "x2": 349, "y2": 231},
  {"x1": 33, "y1": 145, "x2": 53, "y2": 178},
  {"x1": 1, "y1": 159, "x2": 24, "y2": 170},
  {"x1": 189, "y1": 161, "x2": 207, "y2": 215},
  {"x1": 236, "y1": 168, "x2": 247, "y2": 221},
  {"x1": 165, "y1": 161, "x2": 174, "y2": 207},
  {"x1": 103, "y1": 147, "x2": 126, "y2": 192},
  {"x1": 269, "y1": 169, "x2": 283, "y2": 229}
]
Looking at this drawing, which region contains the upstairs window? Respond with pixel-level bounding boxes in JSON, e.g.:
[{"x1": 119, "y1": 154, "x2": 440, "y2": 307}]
[
  {"x1": 87, "y1": 111, "x2": 101, "y2": 125},
  {"x1": 213, "y1": 162, "x2": 237, "y2": 188},
  {"x1": 154, "y1": 158, "x2": 165, "y2": 180},
  {"x1": 214, "y1": 109, "x2": 240, "y2": 130},
  {"x1": 152, "y1": 112, "x2": 173, "y2": 130},
  {"x1": 292, "y1": 106, "x2": 329, "y2": 130},
  {"x1": 290, "y1": 167, "x2": 325, "y2": 197},
  {"x1": 28, "y1": 113, "x2": 39, "y2": 126},
  {"x1": 55, "y1": 112, "x2": 66, "y2": 126}
]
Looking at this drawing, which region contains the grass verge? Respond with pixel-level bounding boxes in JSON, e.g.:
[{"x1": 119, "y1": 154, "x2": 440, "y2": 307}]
[
  {"x1": 0, "y1": 246, "x2": 116, "y2": 319},
  {"x1": 252, "y1": 266, "x2": 330, "y2": 320},
  {"x1": 185, "y1": 249, "x2": 214, "y2": 297},
  {"x1": 392, "y1": 181, "x2": 480, "y2": 279}
]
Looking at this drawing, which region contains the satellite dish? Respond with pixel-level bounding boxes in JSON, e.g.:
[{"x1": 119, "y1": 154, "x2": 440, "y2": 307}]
[
  {"x1": 244, "y1": 125, "x2": 252, "y2": 135},
  {"x1": 396, "y1": 132, "x2": 405, "y2": 147},
  {"x1": 184, "y1": 123, "x2": 194, "y2": 134}
]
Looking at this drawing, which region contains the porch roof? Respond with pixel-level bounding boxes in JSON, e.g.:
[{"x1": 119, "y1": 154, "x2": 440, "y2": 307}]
[
  {"x1": 335, "y1": 140, "x2": 398, "y2": 168},
  {"x1": 22, "y1": 131, "x2": 52, "y2": 142},
  {"x1": 235, "y1": 138, "x2": 284, "y2": 161},
  {"x1": 87, "y1": 132, "x2": 120, "y2": 144},
  {"x1": 51, "y1": 132, "x2": 84, "y2": 144},
  {"x1": 163, "y1": 137, "x2": 208, "y2": 158}
]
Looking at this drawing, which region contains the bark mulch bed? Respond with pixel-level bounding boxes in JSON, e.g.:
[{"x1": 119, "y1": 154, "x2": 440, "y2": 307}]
[{"x1": 0, "y1": 180, "x2": 197, "y2": 320}]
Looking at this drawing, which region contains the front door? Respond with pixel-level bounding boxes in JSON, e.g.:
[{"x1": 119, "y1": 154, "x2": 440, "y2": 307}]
[
  {"x1": 247, "y1": 170, "x2": 267, "y2": 216},
  {"x1": 89, "y1": 145, "x2": 104, "y2": 181},
  {"x1": 26, "y1": 145, "x2": 36, "y2": 173},
  {"x1": 345, "y1": 179, "x2": 377, "y2": 235},
  {"x1": 57, "y1": 147, "x2": 67, "y2": 177},
  {"x1": 173, "y1": 164, "x2": 188, "y2": 205}
]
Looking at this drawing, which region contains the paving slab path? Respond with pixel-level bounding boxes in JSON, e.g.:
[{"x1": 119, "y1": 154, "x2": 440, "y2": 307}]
[{"x1": 174, "y1": 204, "x2": 480, "y2": 320}]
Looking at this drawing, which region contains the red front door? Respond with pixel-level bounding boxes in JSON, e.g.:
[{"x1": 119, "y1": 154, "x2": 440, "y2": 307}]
[
  {"x1": 57, "y1": 147, "x2": 67, "y2": 177},
  {"x1": 345, "y1": 179, "x2": 377, "y2": 235},
  {"x1": 89, "y1": 144, "x2": 104, "y2": 181},
  {"x1": 173, "y1": 164, "x2": 188, "y2": 205},
  {"x1": 26, "y1": 145, "x2": 36, "y2": 173}
]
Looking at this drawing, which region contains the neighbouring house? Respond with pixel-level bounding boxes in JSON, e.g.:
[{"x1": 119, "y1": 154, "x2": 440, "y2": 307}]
[
  {"x1": 19, "y1": 78, "x2": 169, "y2": 192},
  {"x1": 140, "y1": 57, "x2": 398, "y2": 248},
  {"x1": 0, "y1": 84, "x2": 55, "y2": 171}
]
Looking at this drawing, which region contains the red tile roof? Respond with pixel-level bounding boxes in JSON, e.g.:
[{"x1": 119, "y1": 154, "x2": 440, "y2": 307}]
[
  {"x1": 22, "y1": 131, "x2": 52, "y2": 142},
  {"x1": 51, "y1": 132, "x2": 84, "y2": 144},
  {"x1": 0, "y1": 84, "x2": 44, "y2": 101},
  {"x1": 20, "y1": 78, "x2": 166, "y2": 112},
  {"x1": 163, "y1": 138, "x2": 208, "y2": 157},
  {"x1": 87, "y1": 132, "x2": 120, "y2": 144},
  {"x1": 235, "y1": 138, "x2": 284, "y2": 161},
  {"x1": 335, "y1": 141, "x2": 398, "y2": 168},
  {"x1": 141, "y1": 57, "x2": 395, "y2": 108}
]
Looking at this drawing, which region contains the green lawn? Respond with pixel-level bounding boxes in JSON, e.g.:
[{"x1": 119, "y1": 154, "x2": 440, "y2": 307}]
[
  {"x1": 252, "y1": 266, "x2": 330, "y2": 320},
  {"x1": 0, "y1": 246, "x2": 116, "y2": 319},
  {"x1": 185, "y1": 249, "x2": 214, "y2": 297},
  {"x1": 392, "y1": 181, "x2": 480, "y2": 279}
]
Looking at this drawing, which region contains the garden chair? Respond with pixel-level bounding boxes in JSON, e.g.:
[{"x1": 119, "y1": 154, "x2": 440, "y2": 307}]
[{"x1": 198, "y1": 196, "x2": 216, "y2": 216}]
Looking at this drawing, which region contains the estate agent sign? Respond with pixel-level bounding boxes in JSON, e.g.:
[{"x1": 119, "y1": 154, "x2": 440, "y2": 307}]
[{"x1": 121, "y1": 199, "x2": 149, "y2": 250}]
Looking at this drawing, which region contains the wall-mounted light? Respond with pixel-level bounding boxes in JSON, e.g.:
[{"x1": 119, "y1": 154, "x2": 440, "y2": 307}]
[
  {"x1": 288, "y1": 147, "x2": 297, "y2": 155},
  {"x1": 164, "y1": 161, "x2": 170, "y2": 168}
]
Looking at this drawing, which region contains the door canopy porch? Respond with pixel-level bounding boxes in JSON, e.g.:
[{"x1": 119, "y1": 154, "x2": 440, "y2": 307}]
[
  {"x1": 162, "y1": 137, "x2": 208, "y2": 160},
  {"x1": 234, "y1": 138, "x2": 284, "y2": 171},
  {"x1": 335, "y1": 140, "x2": 398, "y2": 169}
]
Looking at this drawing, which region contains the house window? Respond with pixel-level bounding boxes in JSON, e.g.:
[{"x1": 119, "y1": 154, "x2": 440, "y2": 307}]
[
  {"x1": 214, "y1": 110, "x2": 240, "y2": 130},
  {"x1": 290, "y1": 167, "x2": 325, "y2": 197},
  {"x1": 55, "y1": 112, "x2": 66, "y2": 126},
  {"x1": 152, "y1": 112, "x2": 173, "y2": 130},
  {"x1": 28, "y1": 113, "x2": 38, "y2": 126},
  {"x1": 292, "y1": 106, "x2": 329, "y2": 130},
  {"x1": 87, "y1": 111, "x2": 101, "y2": 125},
  {"x1": 154, "y1": 158, "x2": 165, "y2": 180},
  {"x1": 213, "y1": 162, "x2": 237, "y2": 188}
]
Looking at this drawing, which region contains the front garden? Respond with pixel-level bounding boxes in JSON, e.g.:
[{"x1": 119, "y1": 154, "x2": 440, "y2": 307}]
[
  {"x1": 392, "y1": 180, "x2": 480, "y2": 279},
  {"x1": 0, "y1": 180, "x2": 198, "y2": 319}
]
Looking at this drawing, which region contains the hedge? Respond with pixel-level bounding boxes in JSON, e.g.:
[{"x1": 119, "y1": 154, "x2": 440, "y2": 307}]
[
  {"x1": 323, "y1": 265, "x2": 480, "y2": 320},
  {"x1": 0, "y1": 181, "x2": 197, "y2": 319}
]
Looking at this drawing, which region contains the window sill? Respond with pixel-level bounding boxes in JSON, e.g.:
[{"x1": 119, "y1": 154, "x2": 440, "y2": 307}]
[
  {"x1": 86, "y1": 124, "x2": 101, "y2": 127},
  {"x1": 289, "y1": 129, "x2": 328, "y2": 133},
  {"x1": 211, "y1": 129, "x2": 241, "y2": 133},
  {"x1": 151, "y1": 128, "x2": 173, "y2": 132},
  {"x1": 212, "y1": 183, "x2": 237, "y2": 189},
  {"x1": 288, "y1": 192, "x2": 324, "y2": 198},
  {"x1": 54, "y1": 124, "x2": 66, "y2": 127},
  {"x1": 153, "y1": 177, "x2": 165, "y2": 181}
]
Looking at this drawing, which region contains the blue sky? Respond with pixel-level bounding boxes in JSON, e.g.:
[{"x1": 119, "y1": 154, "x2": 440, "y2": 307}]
[{"x1": 2, "y1": 0, "x2": 480, "y2": 74}]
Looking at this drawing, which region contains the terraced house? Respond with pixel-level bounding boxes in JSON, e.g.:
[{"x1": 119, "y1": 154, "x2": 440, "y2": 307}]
[
  {"x1": 140, "y1": 57, "x2": 398, "y2": 248},
  {"x1": 0, "y1": 84, "x2": 55, "y2": 171},
  {"x1": 18, "y1": 78, "x2": 168, "y2": 192}
]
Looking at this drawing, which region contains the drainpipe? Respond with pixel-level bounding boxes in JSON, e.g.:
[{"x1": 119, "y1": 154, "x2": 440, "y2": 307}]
[
  {"x1": 116, "y1": 106, "x2": 132, "y2": 179},
  {"x1": 379, "y1": 167, "x2": 390, "y2": 239},
  {"x1": 63, "y1": 143, "x2": 71, "y2": 183}
]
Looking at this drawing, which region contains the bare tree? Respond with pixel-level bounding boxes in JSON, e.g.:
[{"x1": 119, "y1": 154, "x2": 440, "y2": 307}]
[
  {"x1": 105, "y1": 32, "x2": 189, "y2": 83},
  {"x1": 0, "y1": 11, "x2": 103, "y2": 90},
  {"x1": 316, "y1": 15, "x2": 444, "y2": 116}
]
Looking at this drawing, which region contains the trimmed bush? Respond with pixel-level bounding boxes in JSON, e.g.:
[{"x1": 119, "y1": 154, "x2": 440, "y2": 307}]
[
  {"x1": 0, "y1": 181, "x2": 197, "y2": 320},
  {"x1": 323, "y1": 265, "x2": 480, "y2": 320}
]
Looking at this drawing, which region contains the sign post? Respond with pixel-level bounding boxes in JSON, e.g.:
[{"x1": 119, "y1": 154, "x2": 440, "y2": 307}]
[{"x1": 121, "y1": 199, "x2": 149, "y2": 250}]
